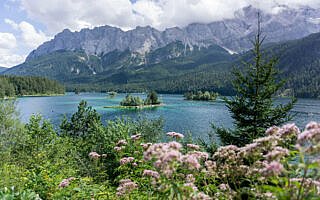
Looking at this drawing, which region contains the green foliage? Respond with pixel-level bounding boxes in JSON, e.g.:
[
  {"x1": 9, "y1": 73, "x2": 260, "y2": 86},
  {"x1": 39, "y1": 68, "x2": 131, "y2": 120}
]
[
  {"x1": 120, "y1": 94, "x2": 144, "y2": 106},
  {"x1": 0, "y1": 99, "x2": 320, "y2": 199},
  {"x1": 0, "y1": 75, "x2": 64, "y2": 98},
  {"x1": 144, "y1": 91, "x2": 161, "y2": 105},
  {"x1": 60, "y1": 100, "x2": 102, "y2": 137},
  {"x1": 0, "y1": 187, "x2": 40, "y2": 200},
  {"x1": 219, "y1": 20, "x2": 296, "y2": 146},
  {"x1": 184, "y1": 91, "x2": 218, "y2": 101},
  {"x1": 120, "y1": 92, "x2": 161, "y2": 107}
]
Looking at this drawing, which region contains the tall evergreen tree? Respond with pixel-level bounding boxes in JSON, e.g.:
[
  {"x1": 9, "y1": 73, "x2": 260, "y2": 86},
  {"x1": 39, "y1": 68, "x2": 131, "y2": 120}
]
[{"x1": 218, "y1": 14, "x2": 296, "y2": 146}]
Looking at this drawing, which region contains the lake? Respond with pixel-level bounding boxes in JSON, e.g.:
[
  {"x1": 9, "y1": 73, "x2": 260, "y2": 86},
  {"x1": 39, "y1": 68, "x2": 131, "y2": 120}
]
[{"x1": 16, "y1": 93, "x2": 320, "y2": 138}]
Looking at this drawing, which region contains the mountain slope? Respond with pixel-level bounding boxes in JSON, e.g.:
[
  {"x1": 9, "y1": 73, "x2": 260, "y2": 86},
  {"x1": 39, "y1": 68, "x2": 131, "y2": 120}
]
[
  {"x1": 5, "y1": 41, "x2": 236, "y2": 84},
  {"x1": 79, "y1": 32, "x2": 320, "y2": 97},
  {"x1": 0, "y1": 67, "x2": 7, "y2": 73}
]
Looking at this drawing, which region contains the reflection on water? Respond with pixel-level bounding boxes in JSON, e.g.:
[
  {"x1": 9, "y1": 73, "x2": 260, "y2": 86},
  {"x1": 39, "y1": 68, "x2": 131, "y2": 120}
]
[{"x1": 16, "y1": 93, "x2": 320, "y2": 138}]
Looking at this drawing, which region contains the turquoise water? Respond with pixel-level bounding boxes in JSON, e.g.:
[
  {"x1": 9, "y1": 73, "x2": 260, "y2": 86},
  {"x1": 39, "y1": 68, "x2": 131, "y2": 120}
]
[{"x1": 16, "y1": 93, "x2": 320, "y2": 138}]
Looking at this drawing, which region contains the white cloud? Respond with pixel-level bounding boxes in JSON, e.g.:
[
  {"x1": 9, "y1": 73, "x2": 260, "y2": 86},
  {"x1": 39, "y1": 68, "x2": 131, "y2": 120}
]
[
  {"x1": 4, "y1": 18, "x2": 19, "y2": 30},
  {"x1": 5, "y1": 19, "x2": 50, "y2": 48},
  {"x1": 0, "y1": 32, "x2": 17, "y2": 50},
  {"x1": 18, "y1": 21, "x2": 49, "y2": 48},
  {"x1": 1, "y1": 19, "x2": 50, "y2": 67},
  {"x1": 0, "y1": 32, "x2": 25, "y2": 67},
  {"x1": 0, "y1": 53, "x2": 25, "y2": 68},
  {"x1": 19, "y1": 0, "x2": 320, "y2": 33}
]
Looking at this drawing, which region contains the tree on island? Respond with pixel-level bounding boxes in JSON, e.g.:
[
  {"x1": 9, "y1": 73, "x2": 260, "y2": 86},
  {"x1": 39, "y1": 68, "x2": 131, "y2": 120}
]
[
  {"x1": 120, "y1": 94, "x2": 144, "y2": 106},
  {"x1": 184, "y1": 91, "x2": 218, "y2": 101},
  {"x1": 119, "y1": 91, "x2": 161, "y2": 107},
  {"x1": 216, "y1": 15, "x2": 296, "y2": 146},
  {"x1": 144, "y1": 91, "x2": 161, "y2": 105}
]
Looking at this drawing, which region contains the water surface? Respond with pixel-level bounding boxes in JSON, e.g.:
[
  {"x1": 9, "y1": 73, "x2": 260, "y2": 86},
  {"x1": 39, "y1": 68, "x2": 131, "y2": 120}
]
[{"x1": 16, "y1": 93, "x2": 320, "y2": 138}]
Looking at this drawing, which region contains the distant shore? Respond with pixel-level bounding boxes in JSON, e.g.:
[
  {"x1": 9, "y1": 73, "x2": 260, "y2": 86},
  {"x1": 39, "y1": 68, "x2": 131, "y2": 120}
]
[
  {"x1": 20, "y1": 93, "x2": 65, "y2": 97},
  {"x1": 1, "y1": 93, "x2": 65, "y2": 100}
]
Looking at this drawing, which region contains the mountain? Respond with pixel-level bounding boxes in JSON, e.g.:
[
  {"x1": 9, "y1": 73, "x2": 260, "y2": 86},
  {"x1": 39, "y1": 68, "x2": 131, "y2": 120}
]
[
  {"x1": 4, "y1": 41, "x2": 236, "y2": 86},
  {"x1": 3, "y1": 6, "x2": 320, "y2": 97},
  {"x1": 0, "y1": 67, "x2": 7, "y2": 73},
  {"x1": 25, "y1": 5, "x2": 320, "y2": 62}
]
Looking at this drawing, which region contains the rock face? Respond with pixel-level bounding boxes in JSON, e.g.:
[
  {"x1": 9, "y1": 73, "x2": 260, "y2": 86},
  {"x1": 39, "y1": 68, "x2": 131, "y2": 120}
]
[{"x1": 26, "y1": 5, "x2": 320, "y2": 61}]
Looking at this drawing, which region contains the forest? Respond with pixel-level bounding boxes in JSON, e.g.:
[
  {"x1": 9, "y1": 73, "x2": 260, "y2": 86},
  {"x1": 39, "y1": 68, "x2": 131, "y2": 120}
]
[{"x1": 0, "y1": 76, "x2": 65, "y2": 98}]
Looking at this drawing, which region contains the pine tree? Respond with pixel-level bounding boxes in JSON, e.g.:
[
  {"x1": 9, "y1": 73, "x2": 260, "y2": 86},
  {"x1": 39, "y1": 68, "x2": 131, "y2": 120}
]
[{"x1": 218, "y1": 14, "x2": 296, "y2": 146}]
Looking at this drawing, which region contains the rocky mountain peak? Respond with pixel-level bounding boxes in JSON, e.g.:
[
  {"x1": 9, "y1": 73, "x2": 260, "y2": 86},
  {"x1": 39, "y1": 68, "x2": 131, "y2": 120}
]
[{"x1": 25, "y1": 5, "x2": 320, "y2": 62}]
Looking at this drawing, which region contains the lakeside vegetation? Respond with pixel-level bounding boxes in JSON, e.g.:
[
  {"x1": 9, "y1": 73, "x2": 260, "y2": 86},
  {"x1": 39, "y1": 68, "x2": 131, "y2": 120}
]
[
  {"x1": 105, "y1": 91, "x2": 162, "y2": 109},
  {"x1": 0, "y1": 76, "x2": 65, "y2": 98},
  {"x1": 0, "y1": 99, "x2": 319, "y2": 199},
  {"x1": 184, "y1": 91, "x2": 219, "y2": 101}
]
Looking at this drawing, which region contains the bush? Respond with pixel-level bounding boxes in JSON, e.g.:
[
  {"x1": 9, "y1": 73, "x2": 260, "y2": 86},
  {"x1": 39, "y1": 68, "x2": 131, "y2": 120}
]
[
  {"x1": 184, "y1": 91, "x2": 218, "y2": 101},
  {"x1": 1, "y1": 100, "x2": 320, "y2": 199},
  {"x1": 120, "y1": 94, "x2": 144, "y2": 106}
]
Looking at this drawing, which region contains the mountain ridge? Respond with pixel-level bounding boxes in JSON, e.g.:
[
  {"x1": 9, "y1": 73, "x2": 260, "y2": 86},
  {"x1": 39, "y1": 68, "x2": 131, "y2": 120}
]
[{"x1": 25, "y1": 5, "x2": 320, "y2": 62}]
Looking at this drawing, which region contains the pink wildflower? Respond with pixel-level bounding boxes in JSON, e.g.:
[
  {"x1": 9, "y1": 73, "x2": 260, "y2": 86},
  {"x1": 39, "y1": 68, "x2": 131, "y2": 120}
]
[
  {"x1": 266, "y1": 126, "x2": 280, "y2": 136},
  {"x1": 143, "y1": 170, "x2": 160, "y2": 179},
  {"x1": 140, "y1": 143, "x2": 152, "y2": 149},
  {"x1": 278, "y1": 123, "x2": 300, "y2": 137},
  {"x1": 189, "y1": 151, "x2": 209, "y2": 160},
  {"x1": 219, "y1": 183, "x2": 230, "y2": 191},
  {"x1": 162, "y1": 150, "x2": 182, "y2": 163},
  {"x1": 191, "y1": 192, "x2": 212, "y2": 200},
  {"x1": 205, "y1": 160, "x2": 216, "y2": 171},
  {"x1": 184, "y1": 182, "x2": 198, "y2": 191},
  {"x1": 187, "y1": 144, "x2": 200, "y2": 150},
  {"x1": 186, "y1": 174, "x2": 195, "y2": 183},
  {"x1": 114, "y1": 146, "x2": 123, "y2": 152},
  {"x1": 168, "y1": 141, "x2": 183, "y2": 150},
  {"x1": 264, "y1": 146, "x2": 289, "y2": 161},
  {"x1": 182, "y1": 154, "x2": 201, "y2": 170},
  {"x1": 239, "y1": 142, "x2": 259, "y2": 156},
  {"x1": 120, "y1": 157, "x2": 135, "y2": 165},
  {"x1": 116, "y1": 139, "x2": 127, "y2": 146},
  {"x1": 306, "y1": 121, "x2": 319, "y2": 130},
  {"x1": 88, "y1": 152, "x2": 101, "y2": 159},
  {"x1": 262, "y1": 161, "x2": 284, "y2": 176},
  {"x1": 116, "y1": 179, "x2": 138, "y2": 196},
  {"x1": 131, "y1": 134, "x2": 141, "y2": 141},
  {"x1": 58, "y1": 177, "x2": 75, "y2": 188},
  {"x1": 166, "y1": 132, "x2": 184, "y2": 139}
]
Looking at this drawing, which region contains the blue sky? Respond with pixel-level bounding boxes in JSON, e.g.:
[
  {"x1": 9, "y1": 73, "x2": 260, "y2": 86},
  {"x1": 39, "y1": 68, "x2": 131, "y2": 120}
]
[{"x1": 0, "y1": 0, "x2": 319, "y2": 68}]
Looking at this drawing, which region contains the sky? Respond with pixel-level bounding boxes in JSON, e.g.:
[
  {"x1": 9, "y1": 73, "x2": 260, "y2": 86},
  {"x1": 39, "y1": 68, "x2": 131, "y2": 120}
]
[{"x1": 0, "y1": 0, "x2": 320, "y2": 68}]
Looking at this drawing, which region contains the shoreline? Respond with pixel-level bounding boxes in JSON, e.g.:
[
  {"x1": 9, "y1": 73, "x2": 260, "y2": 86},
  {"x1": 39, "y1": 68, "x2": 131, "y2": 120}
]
[
  {"x1": 19, "y1": 93, "x2": 65, "y2": 98},
  {"x1": 1, "y1": 93, "x2": 65, "y2": 100}
]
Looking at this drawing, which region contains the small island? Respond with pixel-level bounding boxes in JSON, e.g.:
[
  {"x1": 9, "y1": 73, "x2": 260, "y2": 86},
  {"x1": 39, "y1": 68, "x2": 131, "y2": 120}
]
[
  {"x1": 184, "y1": 91, "x2": 219, "y2": 101},
  {"x1": 106, "y1": 91, "x2": 118, "y2": 98},
  {"x1": 104, "y1": 91, "x2": 163, "y2": 109}
]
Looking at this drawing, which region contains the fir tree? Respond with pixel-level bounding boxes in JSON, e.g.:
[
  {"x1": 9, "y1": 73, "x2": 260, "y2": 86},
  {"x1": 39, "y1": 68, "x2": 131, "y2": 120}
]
[{"x1": 218, "y1": 14, "x2": 296, "y2": 146}]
